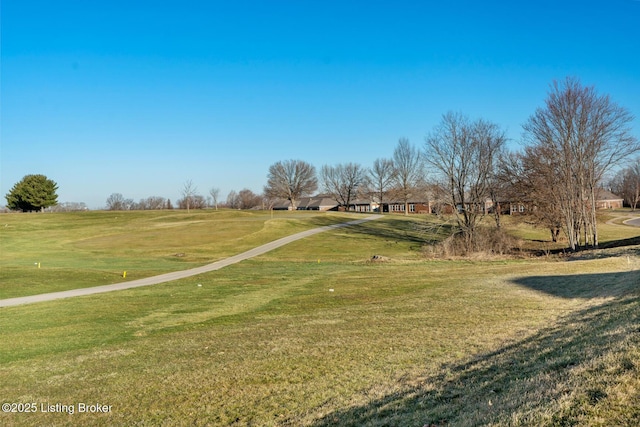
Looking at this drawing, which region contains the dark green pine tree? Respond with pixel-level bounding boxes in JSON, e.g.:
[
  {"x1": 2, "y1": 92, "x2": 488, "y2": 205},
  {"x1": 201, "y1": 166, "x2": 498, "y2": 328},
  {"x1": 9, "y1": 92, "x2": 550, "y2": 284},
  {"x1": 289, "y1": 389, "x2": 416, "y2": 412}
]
[{"x1": 5, "y1": 174, "x2": 59, "y2": 212}]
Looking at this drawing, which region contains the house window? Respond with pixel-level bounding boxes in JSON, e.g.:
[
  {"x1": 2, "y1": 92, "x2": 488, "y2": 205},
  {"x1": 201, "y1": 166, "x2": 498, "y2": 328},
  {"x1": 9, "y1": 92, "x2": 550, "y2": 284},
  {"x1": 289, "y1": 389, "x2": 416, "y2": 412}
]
[
  {"x1": 409, "y1": 204, "x2": 415, "y2": 212},
  {"x1": 519, "y1": 204, "x2": 525, "y2": 213}
]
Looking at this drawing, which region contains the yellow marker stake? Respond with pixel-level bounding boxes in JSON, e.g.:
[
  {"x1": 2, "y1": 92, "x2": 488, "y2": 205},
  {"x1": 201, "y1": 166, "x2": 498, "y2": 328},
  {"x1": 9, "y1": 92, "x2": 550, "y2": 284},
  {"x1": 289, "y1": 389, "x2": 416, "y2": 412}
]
[
  {"x1": 38, "y1": 262, "x2": 41, "y2": 269},
  {"x1": 123, "y1": 271, "x2": 127, "y2": 278}
]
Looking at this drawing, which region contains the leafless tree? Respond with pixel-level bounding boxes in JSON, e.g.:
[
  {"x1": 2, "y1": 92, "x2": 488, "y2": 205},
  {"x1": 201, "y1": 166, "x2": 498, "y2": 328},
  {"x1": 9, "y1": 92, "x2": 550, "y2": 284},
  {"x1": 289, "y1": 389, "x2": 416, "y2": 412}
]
[
  {"x1": 501, "y1": 147, "x2": 565, "y2": 242},
  {"x1": 610, "y1": 159, "x2": 640, "y2": 210},
  {"x1": 237, "y1": 188, "x2": 262, "y2": 210},
  {"x1": 392, "y1": 138, "x2": 423, "y2": 216},
  {"x1": 51, "y1": 202, "x2": 88, "y2": 212},
  {"x1": 181, "y1": 179, "x2": 197, "y2": 212},
  {"x1": 522, "y1": 77, "x2": 639, "y2": 250},
  {"x1": 264, "y1": 160, "x2": 317, "y2": 210},
  {"x1": 424, "y1": 112, "x2": 506, "y2": 249},
  {"x1": 365, "y1": 158, "x2": 396, "y2": 214},
  {"x1": 320, "y1": 163, "x2": 366, "y2": 210},
  {"x1": 134, "y1": 196, "x2": 166, "y2": 210},
  {"x1": 148, "y1": 196, "x2": 166, "y2": 210},
  {"x1": 209, "y1": 187, "x2": 220, "y2": 210},
  {"x1": 106, "y1": 193, "x2": 126, "y2": 210},
  {"x1": 178, "y1": 194, "x2": 206, "y2": 210},
  {"x1": 226, "y1": 190, "x2": 239, "y2": 209},
  {"x1": 134, "y1": 199, "x2": 146, "y2": 210}
]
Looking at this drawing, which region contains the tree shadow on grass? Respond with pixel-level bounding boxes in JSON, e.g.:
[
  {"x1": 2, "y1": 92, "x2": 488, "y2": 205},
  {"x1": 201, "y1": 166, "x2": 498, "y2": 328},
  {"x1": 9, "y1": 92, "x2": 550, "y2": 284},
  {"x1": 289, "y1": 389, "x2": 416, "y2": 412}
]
[
  {"x1": 330, "y1": 216, "x2": 453, "y2": 248},
  {"x1": 306, "y1": 215, "x2": 433, "y2": 252},
  {"x1": 309, "y1": 271, "x2": 640, "y2": 427},
  {"x1": 599, "y1": 235, "x2": 640, "y2": 250},
  {"x1": 511, "y1": 269, "x2": 640, "y2": 299},
  {"x1": 537, "y1": 237, "x2": 640, "y2": 260}
]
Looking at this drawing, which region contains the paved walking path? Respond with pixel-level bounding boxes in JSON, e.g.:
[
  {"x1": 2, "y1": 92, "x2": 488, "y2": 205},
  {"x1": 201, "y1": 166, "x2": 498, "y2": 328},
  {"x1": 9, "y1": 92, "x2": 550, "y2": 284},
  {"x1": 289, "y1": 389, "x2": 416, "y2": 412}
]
[
  {"x1": 624, "y1": 217, "x2": 640, "y2": 227},
  {"x1": 1, "y1": 215, "x2": 380, "y2": 308},
  {"x1": 605, "y1": 212, "x2": 640, "y2": 227}
]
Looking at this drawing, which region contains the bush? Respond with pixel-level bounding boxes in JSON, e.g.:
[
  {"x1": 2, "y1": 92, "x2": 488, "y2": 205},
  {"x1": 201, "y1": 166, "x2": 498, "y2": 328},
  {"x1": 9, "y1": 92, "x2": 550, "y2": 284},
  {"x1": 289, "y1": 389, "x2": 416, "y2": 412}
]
[{"x1": 423, "y1": 227, "x2": 523, "y2": 258}]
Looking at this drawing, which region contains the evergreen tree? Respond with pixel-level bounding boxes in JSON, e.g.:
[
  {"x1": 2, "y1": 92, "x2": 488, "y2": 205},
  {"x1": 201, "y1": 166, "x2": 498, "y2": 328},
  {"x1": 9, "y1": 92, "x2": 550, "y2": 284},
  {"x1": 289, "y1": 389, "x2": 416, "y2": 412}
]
[{"x1": 6, "y1": 174, "x2": 59, "y2": 212}]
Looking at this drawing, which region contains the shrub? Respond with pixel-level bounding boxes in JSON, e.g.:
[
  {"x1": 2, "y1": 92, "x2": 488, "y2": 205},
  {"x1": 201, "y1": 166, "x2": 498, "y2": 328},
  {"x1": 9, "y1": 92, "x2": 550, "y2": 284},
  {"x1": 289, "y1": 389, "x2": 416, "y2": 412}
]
[{"x1": 424, "y1": 227, "x2": 522, "y2": 258}]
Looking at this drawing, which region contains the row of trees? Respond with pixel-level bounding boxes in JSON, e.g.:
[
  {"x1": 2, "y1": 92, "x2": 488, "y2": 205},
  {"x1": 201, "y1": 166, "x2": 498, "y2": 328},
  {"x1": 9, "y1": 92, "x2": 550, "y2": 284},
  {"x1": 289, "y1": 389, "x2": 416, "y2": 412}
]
[
  {"x1": 264, "y1": 78, "x2": 639, "y2": 251},
  {"x1": 105, "y1": 193, "x2": 175, "y2": 211},
  {"x1": 263, "y1": 139, "x2": 425, "y2": 215},
  {"x1": 104, "y1": 187, "x2": 265, "y2": 212},
  {"x1": 7, "y1": 78, "x2": 638, "y2": 253}
]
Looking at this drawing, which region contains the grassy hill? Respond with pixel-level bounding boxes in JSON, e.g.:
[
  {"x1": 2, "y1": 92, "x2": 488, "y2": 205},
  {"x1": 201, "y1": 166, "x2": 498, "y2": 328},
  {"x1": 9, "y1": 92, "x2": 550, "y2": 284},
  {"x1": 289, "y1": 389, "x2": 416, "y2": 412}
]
[
  {"x1": 0, "y1": 210, "x2": 639, "y2": 426},
  {"x1": 0, "y1": 210, "x2": 355, "y2": 298}
]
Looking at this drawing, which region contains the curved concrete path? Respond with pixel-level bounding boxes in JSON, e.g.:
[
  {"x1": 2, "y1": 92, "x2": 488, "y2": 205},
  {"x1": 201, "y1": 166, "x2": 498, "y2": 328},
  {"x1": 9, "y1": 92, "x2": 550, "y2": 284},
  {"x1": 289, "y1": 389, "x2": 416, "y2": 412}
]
[
  {"x1": 624, "y1": 217, "x2": 640, "y2": 227},
  {"x1": 1, "y1": 215, "x2": 380, "y2": 308}
]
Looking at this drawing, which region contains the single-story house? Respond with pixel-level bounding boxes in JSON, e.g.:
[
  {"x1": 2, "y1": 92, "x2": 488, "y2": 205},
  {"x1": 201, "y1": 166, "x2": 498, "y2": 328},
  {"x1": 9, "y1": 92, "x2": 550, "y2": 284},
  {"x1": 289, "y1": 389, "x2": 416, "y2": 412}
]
[
  {"x1": 271, "y1": 196, "x2": 340, "y2": 211},
  {"x1": 594, "y1": 188, "x2": 624, "y2": 209},
  {"x1": 497, "y1": 188, "x2": 623, "y2": 215},
  {"x1": 347, "y1": 198, "x2": 380, "y2": 213},
  {"x1": 382, "y1": 201, "x2": 432, "y2": 214}
]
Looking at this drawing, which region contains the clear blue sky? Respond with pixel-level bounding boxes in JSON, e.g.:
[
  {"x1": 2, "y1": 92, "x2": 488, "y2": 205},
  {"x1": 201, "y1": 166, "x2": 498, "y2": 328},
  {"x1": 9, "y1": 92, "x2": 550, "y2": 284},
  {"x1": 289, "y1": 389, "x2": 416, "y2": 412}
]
[{"x1": 2, "y1": 0, "x2": 639, "y2": 209}]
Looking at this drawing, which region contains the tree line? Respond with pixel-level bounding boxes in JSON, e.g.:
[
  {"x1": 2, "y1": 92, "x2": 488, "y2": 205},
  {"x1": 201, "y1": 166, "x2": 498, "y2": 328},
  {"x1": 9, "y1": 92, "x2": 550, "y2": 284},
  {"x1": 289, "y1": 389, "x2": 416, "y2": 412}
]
[
  {"x1": 5, "y1": 78, "x2": 639, "y2": 252},
  {"x1": 263, "y1": 78, "x2": 640, "y2": 252},
  {"x1": 104, "y1": 184, "x2": 266, "y2": 212}
]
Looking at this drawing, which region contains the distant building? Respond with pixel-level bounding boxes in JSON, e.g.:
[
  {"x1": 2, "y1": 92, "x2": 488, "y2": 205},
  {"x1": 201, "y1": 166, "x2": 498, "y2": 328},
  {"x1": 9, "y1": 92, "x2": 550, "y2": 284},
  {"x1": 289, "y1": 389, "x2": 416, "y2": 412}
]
[
  {"x1": 594, "y1": 188, "x2": 624, "y2": 209},
  {"x1": 271, "y1": 196, "x2": 340, "y2": 211}
]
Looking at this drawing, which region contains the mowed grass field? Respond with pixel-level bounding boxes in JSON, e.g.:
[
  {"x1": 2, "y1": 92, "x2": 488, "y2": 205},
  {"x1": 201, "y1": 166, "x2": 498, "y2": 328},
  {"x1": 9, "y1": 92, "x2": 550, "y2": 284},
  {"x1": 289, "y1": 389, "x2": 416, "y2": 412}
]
[
  {"x1": 1, "y1": 209, "x2": 639, "y2": 426},
  {"x1": 0, "y1": 210, "x2": 354, "y2": 299}
]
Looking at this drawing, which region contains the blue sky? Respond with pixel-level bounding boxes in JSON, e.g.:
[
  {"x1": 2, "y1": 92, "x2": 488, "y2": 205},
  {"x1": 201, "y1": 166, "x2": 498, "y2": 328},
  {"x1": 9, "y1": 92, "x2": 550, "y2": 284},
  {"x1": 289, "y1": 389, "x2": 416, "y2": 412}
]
[{"x1": 2, "y1": 0, "x2": 639, "y2": 209}]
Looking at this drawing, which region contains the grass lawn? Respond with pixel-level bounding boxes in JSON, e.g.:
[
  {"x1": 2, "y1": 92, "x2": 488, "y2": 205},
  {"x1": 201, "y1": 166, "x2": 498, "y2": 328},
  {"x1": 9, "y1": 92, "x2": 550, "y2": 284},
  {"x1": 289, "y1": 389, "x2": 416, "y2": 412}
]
[
  {"x1": 0, "y1": 209, "x2": 356, "y2": 298},
  {"x1": 1, "y1": 210, "x2": 639, "y2": 426}
]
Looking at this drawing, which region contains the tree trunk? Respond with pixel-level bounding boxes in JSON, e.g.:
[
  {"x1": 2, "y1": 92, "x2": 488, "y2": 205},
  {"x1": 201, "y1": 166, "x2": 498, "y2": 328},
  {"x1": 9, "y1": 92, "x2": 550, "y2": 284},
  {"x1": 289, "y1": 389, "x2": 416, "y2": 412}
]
[
  {"x1": 494, "y1": 202, "x2": 502, "y2": 229},
  {"x1": 589, "y1": 187, "x2": 599, "y2": 247}
]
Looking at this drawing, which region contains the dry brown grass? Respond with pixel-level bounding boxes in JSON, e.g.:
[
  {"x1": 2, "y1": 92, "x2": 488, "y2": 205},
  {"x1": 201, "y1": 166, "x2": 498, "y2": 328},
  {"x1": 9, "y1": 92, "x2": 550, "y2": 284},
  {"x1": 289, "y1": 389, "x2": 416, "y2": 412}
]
[{"x1": 1, "y1": 212, "x2": 639, "y2": 426}]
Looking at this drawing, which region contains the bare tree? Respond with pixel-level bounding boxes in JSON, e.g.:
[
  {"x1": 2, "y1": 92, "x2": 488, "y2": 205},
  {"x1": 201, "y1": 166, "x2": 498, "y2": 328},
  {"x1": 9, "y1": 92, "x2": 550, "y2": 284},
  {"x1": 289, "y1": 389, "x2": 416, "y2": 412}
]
[
  {"x1": 226, "y1": 190, "x2": 239, "y2": 209},
  {"x1": 181, "y1": 179, "x2": 197, "y2": 212},
  {"x1": 392, "y1": 138, "x2": 423, "y2": 216},
  {"x1": 264, "y1": 160, "x2": 317, "y2": 210},
  {"x1": 487, "y1": 148, "x2": 512, "y2": 229},
  {"x1": 125, "y1": 199, "x2": 134, "y2": 210},
  {"x1": 610, "y1": 159, "x2": 640, "y2": 210},
  {"x1": 135, "y1": 196, "x2": 166, "y2": 210},
  {"x1": 52, "y1": 202, "x2": 88, "y2": 212},
  {"x1": 237, "y1": 188, "x2": 262, "y2": 210},
  {"x1": 366, "y1": 158, "x2": 396, "y2": 214},
  {"x1": 523, "y1": 77, "x2": 639, "y2": 249},
  {"x1": 209, "y1": 187, "x2": 220, "y2": 210},
  {"x1": 106, "y1": 193, "x2": 126, "y2": 210},
  {"x1": 105, "y1": 193, "x2": 135, "y2": 210},
  {"x1": 147, "y1": 196, "x2": 166, "y2": 210},
  {"x1": 424, "y1": 112, "x2": 506, "y2": 249},
  {"x1": 502, "y1": 146, "x2": 564, "y2": 242},
  {"x1": 134, "y1": 199, "x2": 147, "y2": 210},
  {"x1": 320, "y1": 163, "x2": 366, "y2": 210},
  {"x1": 178, "y1": 194, "x2": 206, "y2": 210}
]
